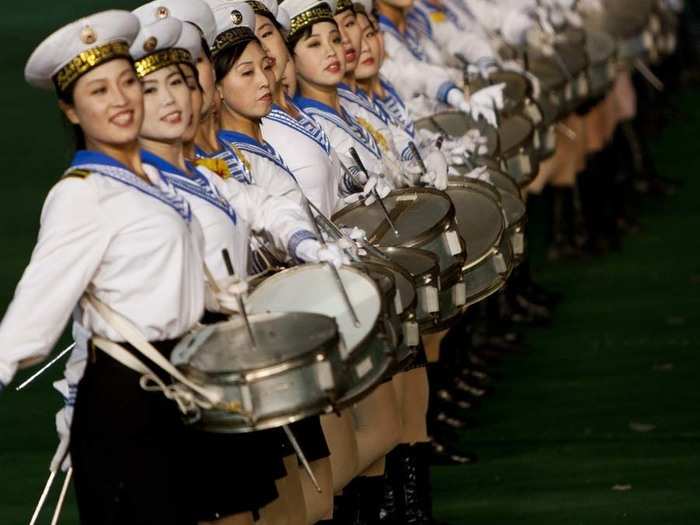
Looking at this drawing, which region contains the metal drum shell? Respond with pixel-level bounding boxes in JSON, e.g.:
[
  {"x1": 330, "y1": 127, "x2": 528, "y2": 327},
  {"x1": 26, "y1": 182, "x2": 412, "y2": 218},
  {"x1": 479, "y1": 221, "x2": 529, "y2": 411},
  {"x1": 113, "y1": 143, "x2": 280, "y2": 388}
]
[
  {"x1": 446, "y1": 178, "x2": 513, "y2": 306},
  {"x1": 357, "y1": 260, "x2": 412, "y2": 362},
  {"x1": 380, "y1": 246, "x2": 442, "y2": 331},
  {"x1": 453, "y1": 168, "x2": 527, "y2": 265},
  {"x1": 173, "y1": 312, "x2": 342, "y2": 433},
  {"x1": 585, "y1": 29, "x2": 618, "y2": 99},
  {"x1": 498, "y1": 114, "x2": 539, "y2": 188},
  {"x1": 247, "y1": 264, "x2": 395, "y2": 408}
]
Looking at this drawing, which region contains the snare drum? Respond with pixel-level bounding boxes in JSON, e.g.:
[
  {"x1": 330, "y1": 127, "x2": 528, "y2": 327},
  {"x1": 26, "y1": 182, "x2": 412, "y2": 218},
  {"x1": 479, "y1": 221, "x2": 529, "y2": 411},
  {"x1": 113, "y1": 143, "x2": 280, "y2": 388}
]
[
  {"x1": 333, "y1": 188, "x2": 468, "y2": 332},
  {"x1": 446, "y1": 178, "x2": 512, "y2": 306},
  {"x1": 379, "y1": 246, "x2": 441, "y2": 331},
  {"x1": 171, "y1": 312, "x2": 342, "y2": 433},
  {"x1": 454, "y1": 166, "x2": 527, "y2": 265},
  {"x1": 246, "y1": 264, "x2": 395, "y2": 407},
  {"x1": 360, "y1": 258, "x2": 418, "y2": 364},
  {"x1": 497, "y1": 115, "x2": 538, "y2": 188}
]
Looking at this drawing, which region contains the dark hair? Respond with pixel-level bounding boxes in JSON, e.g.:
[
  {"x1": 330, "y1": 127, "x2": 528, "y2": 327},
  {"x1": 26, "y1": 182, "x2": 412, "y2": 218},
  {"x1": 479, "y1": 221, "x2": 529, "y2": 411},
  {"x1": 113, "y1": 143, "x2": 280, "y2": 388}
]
[
  {"x1": 57, "y1": 77, "x2": 87, "y2": 152},
  {"x1": 258, "y1": 10, "x2": 284, "y2": 32},
  {"x1": 287, "y1": 19, "x2": 339, "y2": 55},
  {"x1": 176, "y1": 62, "x2": 203, "y2": 92},
  {"x1": 213, "y1": 37, "x2": 260, "y2": 81},
  {"x1": 199, "y1": 37, "x2": 213, "y2": 62}
]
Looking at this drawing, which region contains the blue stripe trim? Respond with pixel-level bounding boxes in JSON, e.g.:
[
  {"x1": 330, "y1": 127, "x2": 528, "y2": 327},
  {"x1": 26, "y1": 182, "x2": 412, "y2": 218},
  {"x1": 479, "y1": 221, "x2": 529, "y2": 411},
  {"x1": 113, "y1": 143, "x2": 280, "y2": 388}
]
[
  {"x1": 288, "y1": 230, "x2": 317, "y2": 263},
  {"x1": 437, "y1": 82, "x2": 459, "y2": 105}
]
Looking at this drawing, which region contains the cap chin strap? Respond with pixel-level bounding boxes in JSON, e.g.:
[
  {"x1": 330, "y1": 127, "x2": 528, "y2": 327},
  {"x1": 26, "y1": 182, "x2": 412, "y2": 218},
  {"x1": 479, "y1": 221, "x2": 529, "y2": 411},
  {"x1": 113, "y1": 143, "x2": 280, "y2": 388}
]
[{"x1": 86, "y1": 294, "x2": 239, "y2": 419}]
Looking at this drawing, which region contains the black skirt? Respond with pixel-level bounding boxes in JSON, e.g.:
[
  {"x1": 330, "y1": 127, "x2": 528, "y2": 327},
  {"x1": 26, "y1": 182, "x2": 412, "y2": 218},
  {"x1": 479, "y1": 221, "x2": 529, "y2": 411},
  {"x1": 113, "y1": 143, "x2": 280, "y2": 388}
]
[
  {"x1": 70, "y1": 340, "x2": 194, "y2": 525},
  {"x1": 282, "y1": 416, "x2": 331, "y2": 465}
]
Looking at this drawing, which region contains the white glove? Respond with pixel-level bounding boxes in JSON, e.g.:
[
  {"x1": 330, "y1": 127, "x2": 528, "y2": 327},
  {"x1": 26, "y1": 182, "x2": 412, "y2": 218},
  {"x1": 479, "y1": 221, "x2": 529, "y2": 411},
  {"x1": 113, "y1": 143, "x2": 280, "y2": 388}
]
[
  {"x1": 463, "y1": 129, "x2": 490, "y2": 156},
  {"x1": 344, "y1": 173, "x2": 392, "y2": 206},
  {"x1": 446, "y1": 87, "x2": 497, "y2": 126},
  {"x1": 213, "y1": 275, "x2": 249, "y2": 314},
  {"x1": 50, "y1": 407, "x2": 72, "y2": 473},
  {"x1": 295, "y1": 239, "x2": 350, "y2": 268},
  {"x1": 420, "y1": 150, "x2": 449, "y2": 190},
  {"x1": 340, "y1": 226, "x2": 367, "y2": 241}
]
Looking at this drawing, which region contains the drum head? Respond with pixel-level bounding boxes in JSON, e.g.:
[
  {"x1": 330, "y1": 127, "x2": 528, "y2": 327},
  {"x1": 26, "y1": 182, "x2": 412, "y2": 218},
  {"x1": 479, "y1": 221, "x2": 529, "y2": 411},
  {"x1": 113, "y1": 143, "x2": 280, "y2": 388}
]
[
  {"x1": 528, "y1": 57, "x2": 567, "y2": 92},
  {"x1": 172, "y1": 312, "x2": 337, "y2": 372},
  {"x1": 333, "y1": 188, "x2": 453, "y2": 248},
  {"x1": 248, "y1": 265, "x2": 381, "y2": 352},
  {"x1": 582, "y1": 0, "x2": 653, "y2": 39},
  {"x1": 445, "y1": 183, "x2": 504, "y2": 266},
  {"x1": 499, "y1": 115, "x2": 534, "y2": 157}
]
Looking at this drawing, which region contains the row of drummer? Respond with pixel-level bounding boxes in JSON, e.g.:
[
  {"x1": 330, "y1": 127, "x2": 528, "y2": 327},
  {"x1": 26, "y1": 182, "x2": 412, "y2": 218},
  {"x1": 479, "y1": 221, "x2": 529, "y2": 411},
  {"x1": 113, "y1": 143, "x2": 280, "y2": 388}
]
[{"x1": 0, "y1": 0, "x2": 680, "y2": 524}]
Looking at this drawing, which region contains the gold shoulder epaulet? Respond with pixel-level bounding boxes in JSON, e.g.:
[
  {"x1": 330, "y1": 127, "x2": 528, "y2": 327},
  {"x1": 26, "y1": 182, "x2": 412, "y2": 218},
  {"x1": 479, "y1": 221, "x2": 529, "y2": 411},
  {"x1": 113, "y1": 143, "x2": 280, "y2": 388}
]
[{"x1": 61, "y1": 169, "x2": 92, "y2": 180}]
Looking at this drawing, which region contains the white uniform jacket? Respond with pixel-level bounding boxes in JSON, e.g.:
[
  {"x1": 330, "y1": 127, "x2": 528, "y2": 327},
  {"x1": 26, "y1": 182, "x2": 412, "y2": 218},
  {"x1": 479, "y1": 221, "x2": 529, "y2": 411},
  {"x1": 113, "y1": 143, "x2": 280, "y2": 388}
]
[{"x1": 0, "y1": 150, "x2": 206, "y2": 387}]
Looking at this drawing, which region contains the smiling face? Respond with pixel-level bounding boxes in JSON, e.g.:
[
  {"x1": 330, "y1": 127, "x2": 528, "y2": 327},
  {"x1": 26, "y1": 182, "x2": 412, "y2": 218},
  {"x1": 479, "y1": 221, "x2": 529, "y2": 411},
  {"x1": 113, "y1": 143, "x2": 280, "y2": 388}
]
[
  {"x1": 292, "y1": 21, "x2": 346, "y2": 91},
  {"x1": 61, "y1": 58, "x2": 144, "y2": 149},
  {"x1": 254, "y1": 13, "x2": 289, "y2": 83},
  {"x1": 139, "y1": 64, "x2": 192, "y2": 143},
  {"x1": 354, "y1": 12, "x2": 382, "y2": 80},
  {"x1": 334, "y1": 8, "x2": 362, "y2": 73},
  {"x1": 217, "y1": 40, "x2": 275, "y2": 120}
]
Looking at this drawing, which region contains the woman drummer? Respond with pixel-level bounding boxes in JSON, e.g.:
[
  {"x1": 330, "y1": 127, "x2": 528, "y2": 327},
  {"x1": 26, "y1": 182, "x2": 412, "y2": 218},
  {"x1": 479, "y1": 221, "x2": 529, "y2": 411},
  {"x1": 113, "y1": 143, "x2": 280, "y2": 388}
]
[
  {"x1": 333, "y1": 0, "x2": 450, "y2": 191},
  {"x1": 0, "y1": 11, "x2": 213, "y2": 523},
  {"x1": 279, "y1": 0, "x2": 405, "y2": 515},
  {"x1": 239, "y1": 1, "x2": 366, "y2": 521}
]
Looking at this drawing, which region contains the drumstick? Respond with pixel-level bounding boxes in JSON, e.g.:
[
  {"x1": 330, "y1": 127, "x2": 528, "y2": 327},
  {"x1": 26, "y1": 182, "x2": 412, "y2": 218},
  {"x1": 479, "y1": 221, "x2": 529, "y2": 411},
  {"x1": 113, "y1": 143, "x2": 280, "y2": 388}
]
[
  {"x1": 301, "y1": 198, "x2": 362, "y2": 327},
  {"x1": 50, "y1": 468, "x2": 73, "y2": 525},
  {"x1": 348, "y1": 147, "x2": 399, "y2": 238},
  {"x1": 306, "y1": 199, "x2": 392, "y2": 263},
  {"x1": 409, "y1": 142, "x2": 428, "y2": 177},
  {"x1": 634, "y1": 58, "x2": 664, "y2": 91},
  {"x1": 221, "y1": 249, "x2": 258, "y2": 351},
  {"x1": 283, "y1": 425, "x2": 322, "y2": 493},
  {"x1": 15, "y1": 343, "x2": 75, "y2": 391}
]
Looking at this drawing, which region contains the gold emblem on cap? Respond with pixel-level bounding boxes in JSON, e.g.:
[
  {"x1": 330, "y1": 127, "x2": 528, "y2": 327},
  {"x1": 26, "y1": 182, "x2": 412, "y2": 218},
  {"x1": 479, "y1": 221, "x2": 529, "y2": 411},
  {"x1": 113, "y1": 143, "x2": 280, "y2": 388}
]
[
  {"x1": 230, "y1": 10, "x2": 243, "y2": 25},
  {"x1": 80, "y1": 26, "x2": 97, "y2": 45},
  {"x1": 143, "y1": 37, "x2": 158, "y2": 53},
  {"x1": 157, "y1": 6, "x2": 170, "y2": 18}
]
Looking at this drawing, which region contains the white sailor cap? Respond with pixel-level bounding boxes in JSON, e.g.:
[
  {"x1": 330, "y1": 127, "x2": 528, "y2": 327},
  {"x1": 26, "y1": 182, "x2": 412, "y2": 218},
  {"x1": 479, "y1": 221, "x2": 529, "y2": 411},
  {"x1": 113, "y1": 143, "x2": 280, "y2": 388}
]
[
  {"x1": 278, "y1": 0, "x2": 337, "y2": 40},
  {"x1": 205, "y1": 1, "x2": 257, "y2": 57},
  {"x1": 176, "y1": 22, "x2": 205, "y2": 61},
  {"x1": 245, "y1": 0, "x2": 279, "y2": 19},
  {"x1": 353, "y1": 0, "x2": 373, "y2": 16},
  {"x1": 130, "y1": 17, "x2": 192, "y2": 78},
  {"x1": 24, "y1": 10, "x2": 140, "y2": 92},
  {"x1": 133, "y1": 0, "x2": 217, "y2": 48}
]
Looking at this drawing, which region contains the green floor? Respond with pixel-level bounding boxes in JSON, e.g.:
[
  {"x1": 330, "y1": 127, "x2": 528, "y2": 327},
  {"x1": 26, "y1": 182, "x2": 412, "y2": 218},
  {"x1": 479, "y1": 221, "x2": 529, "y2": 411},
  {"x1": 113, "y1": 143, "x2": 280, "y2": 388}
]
[
  {"x1": 1, "y1": 3, "x2": 700, "y2": 523},
  {"x1": 433, "y1": 93, "x2": 700, "y2": 524}
]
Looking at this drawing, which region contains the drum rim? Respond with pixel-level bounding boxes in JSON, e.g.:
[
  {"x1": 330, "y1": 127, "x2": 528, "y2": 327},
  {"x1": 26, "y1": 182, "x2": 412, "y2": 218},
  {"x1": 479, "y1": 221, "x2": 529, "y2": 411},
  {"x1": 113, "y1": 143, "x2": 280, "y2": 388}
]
[
  {"x1": 248, "y1": 263, "x2": 386, "y2": 356},
  {"x1": 332, "y1": 187, "x2": 458, "y2": 251},
  {"x1": 444, "y1": 180, "x2": 507, "y2": 271},
  {"x1": 359, "y1": 256, "x2": 419, "y2": 315}
]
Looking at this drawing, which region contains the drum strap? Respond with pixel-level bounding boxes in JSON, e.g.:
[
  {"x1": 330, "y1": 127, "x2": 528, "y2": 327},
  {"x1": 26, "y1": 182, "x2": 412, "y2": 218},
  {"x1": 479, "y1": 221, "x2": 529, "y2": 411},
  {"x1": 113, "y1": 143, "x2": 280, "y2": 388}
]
[{"x1": 87, "y1": 295, "x2": 232, "y2": 417}]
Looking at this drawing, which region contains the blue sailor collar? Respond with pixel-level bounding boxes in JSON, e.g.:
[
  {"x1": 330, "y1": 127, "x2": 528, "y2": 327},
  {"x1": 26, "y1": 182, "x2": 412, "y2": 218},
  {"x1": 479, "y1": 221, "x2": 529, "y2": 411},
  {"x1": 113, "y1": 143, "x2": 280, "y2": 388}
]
[
  {"x1": 217, "y1": 128, "x2": 297, "y2": 182},
  {"x1": 376, "y1": 78, "x2": 416, "y2": 138},
  {"x1": 69, "y1": 149, "x2": 192, "y2": 223},
  {"x1": 141, "y1": 150, "x2": 237, "y2": 225},
  {"x1": 294, "y1": 95, "x2": 383, "y2": 160},
  {"x1": 265, "y1": 103, "x2": 332, "y2": 155},
  {"x1": 338, "y1": 83, "x2": 390, "y2": 125}
]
